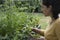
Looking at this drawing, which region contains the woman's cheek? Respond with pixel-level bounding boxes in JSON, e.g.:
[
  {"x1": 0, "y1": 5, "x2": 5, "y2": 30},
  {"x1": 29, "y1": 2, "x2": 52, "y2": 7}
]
[{"x1": 43, "y1": 10, "x2": 49, "y2": 16}]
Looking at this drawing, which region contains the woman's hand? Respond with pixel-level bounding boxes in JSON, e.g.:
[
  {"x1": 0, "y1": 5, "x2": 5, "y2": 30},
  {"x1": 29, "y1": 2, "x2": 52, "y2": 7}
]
[{"x1": 32, "y1": 28, "x2": 45, "y2": 36}]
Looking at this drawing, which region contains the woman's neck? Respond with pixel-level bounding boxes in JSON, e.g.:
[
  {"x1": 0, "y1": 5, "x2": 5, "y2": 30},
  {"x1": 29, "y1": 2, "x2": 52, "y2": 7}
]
[{"x1": 50, "y1": 16, "x2": 55, "y2": 24}]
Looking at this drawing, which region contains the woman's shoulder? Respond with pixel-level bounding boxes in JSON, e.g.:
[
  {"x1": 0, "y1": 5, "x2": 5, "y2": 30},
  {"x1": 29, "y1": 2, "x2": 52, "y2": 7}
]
[
  {"x1": 53, "y1": 18, "x2": 60, "y2": 26},
  {"x1": 55, "y1": 18, "x2": 60, "y2": 24}
]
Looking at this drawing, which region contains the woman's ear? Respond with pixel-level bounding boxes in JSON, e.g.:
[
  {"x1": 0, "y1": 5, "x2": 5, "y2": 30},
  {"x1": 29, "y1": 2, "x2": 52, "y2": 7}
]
[
  {"x1": 49, "y1": 5, "x2": 52, "y2": 9},
  {"x1": 47, "y1": 5, "x2": 52, "y2": 12}
]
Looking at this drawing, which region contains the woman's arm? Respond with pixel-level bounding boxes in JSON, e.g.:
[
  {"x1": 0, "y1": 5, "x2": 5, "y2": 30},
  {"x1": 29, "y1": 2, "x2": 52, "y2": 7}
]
[{"x1": 32, "y1": 28, "x2": 45, "y2": 36}]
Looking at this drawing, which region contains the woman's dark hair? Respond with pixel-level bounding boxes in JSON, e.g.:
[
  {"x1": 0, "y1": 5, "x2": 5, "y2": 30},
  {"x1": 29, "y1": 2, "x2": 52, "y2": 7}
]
[{"x1": 42, "y1": 0, "x2": 60, "y2": 19}]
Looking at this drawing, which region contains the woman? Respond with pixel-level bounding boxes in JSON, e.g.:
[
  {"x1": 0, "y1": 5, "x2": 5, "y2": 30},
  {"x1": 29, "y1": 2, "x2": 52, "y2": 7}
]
[{"x1": 32, "y1": 0, "x2": 60, "y2": 40}]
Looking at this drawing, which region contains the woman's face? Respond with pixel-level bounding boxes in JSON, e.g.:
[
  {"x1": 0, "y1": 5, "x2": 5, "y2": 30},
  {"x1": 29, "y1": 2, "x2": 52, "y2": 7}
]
[{"x1": 41, "y1": 4, "x2": 52, "y2": 16}]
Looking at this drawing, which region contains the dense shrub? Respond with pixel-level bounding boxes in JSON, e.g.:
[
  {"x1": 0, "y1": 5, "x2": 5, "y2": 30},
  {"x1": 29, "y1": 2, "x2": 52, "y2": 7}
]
[
  {"x1": 0, "y1": 12, "x2": 41, "y2": 40},
  {"x1": 0, "y1": 0, "x2": 42, "y2": 40}
]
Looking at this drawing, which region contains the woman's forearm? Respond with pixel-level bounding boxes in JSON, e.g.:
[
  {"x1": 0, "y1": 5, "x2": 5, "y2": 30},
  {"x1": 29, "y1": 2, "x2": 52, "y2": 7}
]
[{"x1": 32, "y1": 28, "x2": 45, "y2": 36}]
